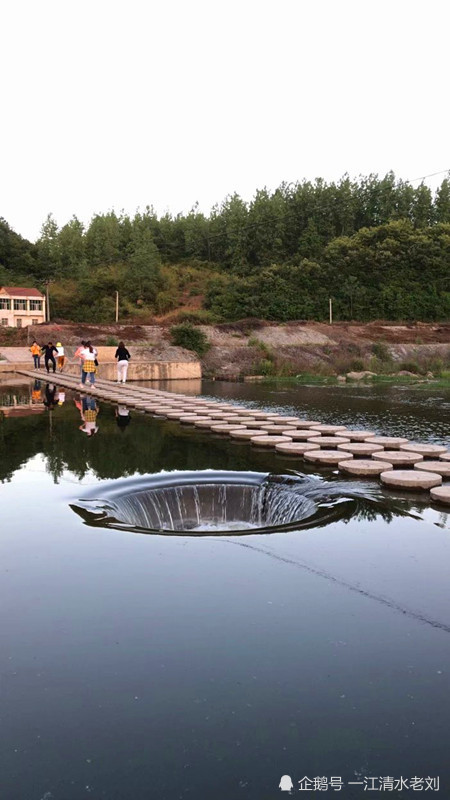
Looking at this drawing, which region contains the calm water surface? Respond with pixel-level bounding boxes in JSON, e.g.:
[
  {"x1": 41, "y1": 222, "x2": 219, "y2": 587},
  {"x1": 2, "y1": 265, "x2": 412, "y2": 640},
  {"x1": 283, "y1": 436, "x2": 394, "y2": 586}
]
[{"x1": 1, "y1": 377, "x2": 450, "y2": 799}]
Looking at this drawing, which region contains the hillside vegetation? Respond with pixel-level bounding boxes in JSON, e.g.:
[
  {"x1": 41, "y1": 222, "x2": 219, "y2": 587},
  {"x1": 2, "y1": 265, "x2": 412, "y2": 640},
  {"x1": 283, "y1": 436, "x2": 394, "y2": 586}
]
[{"x1": 1, "y1": 172, "x2": 450, "y2": 323}]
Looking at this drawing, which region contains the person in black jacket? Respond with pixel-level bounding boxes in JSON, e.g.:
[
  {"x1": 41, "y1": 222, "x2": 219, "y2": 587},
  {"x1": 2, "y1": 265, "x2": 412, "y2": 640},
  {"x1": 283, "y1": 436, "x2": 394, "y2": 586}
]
[
  {"x1": 41, "y1": 342, "x2": 58, "y2": 373},
  {"x1": 115, "y1": 341, "x2": 131, "y2": 383}
]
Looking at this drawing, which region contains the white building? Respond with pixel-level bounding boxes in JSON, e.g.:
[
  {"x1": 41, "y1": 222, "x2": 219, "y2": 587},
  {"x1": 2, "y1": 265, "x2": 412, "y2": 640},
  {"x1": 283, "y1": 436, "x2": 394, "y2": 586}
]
[{"x1": 0, "y1": 287, "x2": 46, "y2": 328}]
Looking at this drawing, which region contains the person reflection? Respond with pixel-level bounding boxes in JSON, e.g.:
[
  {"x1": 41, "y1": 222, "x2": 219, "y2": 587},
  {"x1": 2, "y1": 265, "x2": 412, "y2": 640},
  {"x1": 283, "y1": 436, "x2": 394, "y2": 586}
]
[
  {"x1": 76, "y1": 394, "x2": 99, "y2": 437},
  {"x1": 32, "y1": 379, "x2": 42, "y2": 404},
  {"x1": 115, "y1": 404, "x2": 131, "y2": 431},
  {"x1": 43, "y1": 383, "x2": 57, "y2": 410}
]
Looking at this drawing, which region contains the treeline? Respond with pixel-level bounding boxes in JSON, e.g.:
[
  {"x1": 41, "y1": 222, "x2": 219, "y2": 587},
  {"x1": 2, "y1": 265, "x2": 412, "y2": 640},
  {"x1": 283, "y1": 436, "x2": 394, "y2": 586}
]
[{"x1": 1, "y1": 171, "x2": 450, "y2": 322}]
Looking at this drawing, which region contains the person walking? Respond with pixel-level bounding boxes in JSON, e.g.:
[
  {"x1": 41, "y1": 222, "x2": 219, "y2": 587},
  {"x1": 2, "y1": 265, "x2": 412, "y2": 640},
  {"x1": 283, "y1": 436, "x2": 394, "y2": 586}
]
[
  {"x1": 42, "y1": 342, "x2": 58, "y2": 373},
  {"x1": 55, "y1": 342, "x2": 65, "y2": 372},
  {"x1": 80, "y1": 341, "x2": 97, "y2": 386},
  {"x1": 77, "y1": 395, "x2": 99, "y2": 436},
  {"x1": 114, "y1": 341, "x2": 131, "y2": 383},
  {"x1": 30, "y1": 340, "x2": 41, "y2": 369},
  {"x1": 74, "y1": 341, "x2": 86, "y2": 379}
]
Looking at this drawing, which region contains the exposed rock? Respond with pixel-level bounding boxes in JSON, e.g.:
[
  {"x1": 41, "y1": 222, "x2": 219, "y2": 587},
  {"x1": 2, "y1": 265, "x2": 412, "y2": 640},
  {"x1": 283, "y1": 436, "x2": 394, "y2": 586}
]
[{"x1": 346, "y1": 370, "x2": 376, "y2": 380}]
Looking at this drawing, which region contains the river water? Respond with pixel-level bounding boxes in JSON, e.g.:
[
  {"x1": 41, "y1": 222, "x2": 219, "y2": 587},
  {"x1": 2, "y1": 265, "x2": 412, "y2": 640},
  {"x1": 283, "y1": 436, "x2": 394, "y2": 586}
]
[{"x1": 1, "y1": 376, "x2": 449, "y2": 799}]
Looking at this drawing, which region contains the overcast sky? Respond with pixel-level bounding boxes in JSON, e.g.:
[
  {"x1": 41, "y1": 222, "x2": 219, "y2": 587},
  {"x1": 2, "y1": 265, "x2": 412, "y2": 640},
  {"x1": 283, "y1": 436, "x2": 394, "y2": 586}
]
[{"x1": 1, "y1": 0, "x2": 449, "y2": 241}]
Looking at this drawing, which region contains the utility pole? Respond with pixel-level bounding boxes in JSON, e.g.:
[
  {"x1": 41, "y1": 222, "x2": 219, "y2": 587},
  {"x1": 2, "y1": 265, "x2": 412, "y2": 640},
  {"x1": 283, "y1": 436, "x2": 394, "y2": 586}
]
[
  {"x1": 329, "y1": 297, "x2": 333, "y2": 325},
  {"x1": 115, "y1": 291, "x2": 119, "y2": 323},
  {"x1": 46, "y1": 281, "x2": 51, "y2": 322}
]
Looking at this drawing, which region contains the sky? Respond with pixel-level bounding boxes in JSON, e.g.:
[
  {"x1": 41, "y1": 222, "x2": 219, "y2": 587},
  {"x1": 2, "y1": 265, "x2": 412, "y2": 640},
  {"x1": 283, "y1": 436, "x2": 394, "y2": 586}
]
[{"x1": 1, "y1": 0, "x2": 449, "y2": 242}]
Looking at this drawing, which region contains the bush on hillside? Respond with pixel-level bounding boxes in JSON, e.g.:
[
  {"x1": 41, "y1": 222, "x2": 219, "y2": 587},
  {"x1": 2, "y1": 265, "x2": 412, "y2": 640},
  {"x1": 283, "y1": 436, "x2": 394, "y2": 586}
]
[{"x1": 170, "y1": 322, "x2": 210, "y2": 356}]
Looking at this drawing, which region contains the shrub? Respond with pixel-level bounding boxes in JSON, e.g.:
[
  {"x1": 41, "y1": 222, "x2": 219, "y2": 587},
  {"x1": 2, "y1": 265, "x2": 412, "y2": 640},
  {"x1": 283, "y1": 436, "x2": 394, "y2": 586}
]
[
  {"x1": 371, "y1": 341, "x2": 391, "y2": 361},
  {"x1": 105, "y1": 336, "x2": 119, "y2": 346},
  {"x1": 170, "y1": 323, "x2": 210, "y2": 356}
]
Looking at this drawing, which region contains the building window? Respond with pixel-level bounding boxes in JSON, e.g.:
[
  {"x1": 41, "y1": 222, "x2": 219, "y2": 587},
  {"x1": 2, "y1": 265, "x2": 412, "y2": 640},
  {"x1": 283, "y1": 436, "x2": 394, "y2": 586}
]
[
  {"x1": 0, "y1": 298, "x2": 11, "y2": 310},
  {"x1": 1, "y1": 319, "x2": 8, "y2": 326},
  {"x1": 29, "y1": 299, "x2": 43, "y2": 311},
  {"x1": 16, "y1": 319, "x2": 22, "y2": 328},
  {"x1": 13, "y1": 299, "x2": 27, "y2": 311},
  {"x1": 32, "y1": 319, "x2": 39, "y2": 325}
]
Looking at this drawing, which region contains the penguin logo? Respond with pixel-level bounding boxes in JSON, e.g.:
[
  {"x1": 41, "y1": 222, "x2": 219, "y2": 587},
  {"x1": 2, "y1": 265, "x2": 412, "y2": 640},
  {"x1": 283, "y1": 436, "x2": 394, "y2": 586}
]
[{"x1": 279, "y1": 774, "x2": 294, "y2": 792}]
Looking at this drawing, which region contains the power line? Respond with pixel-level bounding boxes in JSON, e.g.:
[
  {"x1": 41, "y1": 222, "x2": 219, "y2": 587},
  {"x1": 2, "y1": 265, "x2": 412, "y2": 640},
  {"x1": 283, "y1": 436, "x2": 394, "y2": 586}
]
[{"x1": 409, "y1": 168, "x2": 449, "y2": 184}]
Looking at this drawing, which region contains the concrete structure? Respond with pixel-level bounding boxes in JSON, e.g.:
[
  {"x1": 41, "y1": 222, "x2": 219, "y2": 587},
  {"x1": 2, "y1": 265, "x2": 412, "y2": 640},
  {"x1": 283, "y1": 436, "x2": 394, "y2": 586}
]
[{"x1": 0, "y1": 287, "x2": 45, "y2": 328}]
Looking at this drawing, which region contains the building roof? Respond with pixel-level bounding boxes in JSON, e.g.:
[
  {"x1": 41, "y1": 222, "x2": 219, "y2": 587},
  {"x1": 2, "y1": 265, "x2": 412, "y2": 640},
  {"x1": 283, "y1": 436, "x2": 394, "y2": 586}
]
[{"x1": 0, "y1": 286, "x2": 44, "y2": 298}]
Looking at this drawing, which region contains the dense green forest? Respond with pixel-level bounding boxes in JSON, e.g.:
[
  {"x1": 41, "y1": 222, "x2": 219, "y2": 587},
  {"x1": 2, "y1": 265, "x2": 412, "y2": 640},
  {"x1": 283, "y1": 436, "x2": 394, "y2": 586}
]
[{"x1": 1, "y1": 172, "x2": 450, "y2": 322}]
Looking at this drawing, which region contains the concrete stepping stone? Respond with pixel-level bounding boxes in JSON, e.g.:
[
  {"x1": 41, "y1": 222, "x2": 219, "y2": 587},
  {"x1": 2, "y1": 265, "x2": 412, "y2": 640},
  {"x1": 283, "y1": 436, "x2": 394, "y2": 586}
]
[
  {"x1": 306, "y1": 436, "x2": 351, "y2": 447},
  {"x1": 344, "y1": 430, "x2": 376, "y2": 441},
  {"x1": 372, "y1": 451, "x2": 423, "y2": 466},
  {"x1": 399, "y1": 443, "x2": 448, "y2": 457},
  {"x1": 291, "y1": 420, "x2": 321, "y2": 428},
  {"x1": 287, "y1": 430, "x2": 322, "y2": 441},
  {"x1": 239, "y1": 419, "x2": 267, "y2": 428},
  {"x1": 430, "y1": 486, "x2": 450, "y2": 505},
  {"x1": 304, "y1": 449, "x2": 353, "y2": 464},
  {"x1": 264, "y1": 416, "x2": 303, "y2": 425},
  {"x1": 211, "y1": 423, "x2": 248, "y2": 433},
  {"x1": 179, "y1": 414, "x2": 211, "y2": 424},
  {"x1": 336, "y1": 442, "x2": 384, "y2": 456},
  {"x1": 309, "y1": 424, "x2": 348, "y2": 434},
  {"x1": 218, "y1": 416, "x2": 257, "y2": 425},
  {"x1": 194, "y1": 417, "x2": 231, "y2": 428},
  {"x1": 380, "y1": 470, "x2": 442, "y2": 490},
  {"x1": 338, "y1": 459, "x2": 393, "y2": 476},
  {"x1": 365, "y1": 436, "x2": 409, "y2": 449},
  {"x1": 229, "y1": 428, "x2": 268, "y2": 439},
  {"x1": 250, "y1": 435, "x2": 293, "y2": 447},
  {"x1": 413, "y1": 461, "x2": 450, "y2": 476},
  {"x1": 275, "y1": 442, "x2": 318, "y2": 455},
  {"x1": 247, "y1": 411, "x2": 275, "y2": 420},
  {"x1": 260, "y1": 424, "x2": 298, "y2": 434},
  {"x1": 439, "y1": 452, "x2": 450, "y2": 461}
]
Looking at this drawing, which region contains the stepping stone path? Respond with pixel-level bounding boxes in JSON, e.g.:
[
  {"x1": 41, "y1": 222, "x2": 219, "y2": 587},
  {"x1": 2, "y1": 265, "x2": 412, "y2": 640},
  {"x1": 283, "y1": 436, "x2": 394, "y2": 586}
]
[
  {"x1": 250, "y1": 435, "x2": 293, "y2": 447},
  {"x1": 399, "y1": 443, "x2": 449, "y2": 457},
  {"x1": 336, "y1": 442, "x2": 384, "y2": 455},
  {"x1": 344, "y1": 431, "x2": 376, "y2": 441},
  {"x1": 338, "y1": 459, "x2": 393, "y2": 476},
  {"x1": 430, "y1": 486, "x2": 450, "y2": 505},
  {"x1": 380, "y1": 470, "x2": 442, "y2": 490},
  {"x1": 275, "y1": 442, "x2": 318, "y2": 455},
  {"x1": 413, "y1": 461, "x2": 450, "y2": 476},
  {"x1": 365, "y1": 436, "x2": 409, "y2": 449},
  {"x1": 309, "y1": 425, "x2": 347, "y2": 434},
  {"x1": 306, "y1": 436, "x2": 351, "y2": 448},
  {"x1": 372, "y1": 451, "x2": 424, "y2": 466},
  {"x1": 304, "y1": 449, "x2": 353, "y2": 464},
  {"x1": 16, "y1": 368, "x2": 449, "y2": 500}
]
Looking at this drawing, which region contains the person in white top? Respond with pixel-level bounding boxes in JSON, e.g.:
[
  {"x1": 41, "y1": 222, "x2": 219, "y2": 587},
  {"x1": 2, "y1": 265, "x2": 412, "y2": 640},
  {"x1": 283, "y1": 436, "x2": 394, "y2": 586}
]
[{"x1": 56, "y1": 342, "x2": 65, "y2": 372}]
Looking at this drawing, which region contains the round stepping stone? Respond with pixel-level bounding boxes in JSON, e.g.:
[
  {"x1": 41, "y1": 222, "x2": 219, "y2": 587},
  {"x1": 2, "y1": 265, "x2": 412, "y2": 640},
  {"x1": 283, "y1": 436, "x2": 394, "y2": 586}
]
[
  {"x1": 365, "y1": 436, "x2": 409, "y2": 449},
  {"x1": 309, "y1": 424, "x2": 347, "y2": 434},
  {"x1": 239, "y1": 419, "x2": 267, "y2": 428},
  {"x1": 344, "y1": 430, "x2": 376, "y2": 442},
  {"x1": 399, "y1": 443, "x2": 448, "y2": 457},
  {"x1": 250, "y1": 435, "x2": 293, "y2": 447},
  {"x1": 275, "y1": 442, "x2": 318, "y2": 455},
  {"x1": 304, "y1": 449, "x2": 353, "y2": 464},
  {"x1": 338, "y1": 459, "x2": 393, "y2": 476},
  {"x1": 153, "y1": 407, "x2": 177, "y2": 415},
  {"x1": 380, "y1": 470, "x2": 442, "y2": 490},
  {"x1": 265, "y1": 416, "x2": 303, "y2": 425},
  {"x1": 194, "y1": 417, "x2": 231, "y2": 428},
  {"x1": 413, "y1": 461, "x2": 450, "y2": 476},
  {"x1": 287, "y1": 430, "x2": 321, "y2": 441},
  {"x1": 291, "y1": 420, "x2": 321, "y2": 429},
  {"x1": 336, "y1": 442, "x2": 384, "y2": 455},
  {"x1": 306, "y1": 436, "x2": 351, "y2": 447},
  {"x1": 165, "y1": 411, "x2": 192, "y2": 419},
  {"x1": 215, "y1": 413, "x2": 244, "y2": 421},
  {"x1": 229, "y1": 428, "x2": 267, "y2": 439},
  {"x1": 219, "y1": 416, "x2": 256, "y2": 425},
  {"x1": 372, "y1": 451, "x2": 423, "y2": 466},
  {"x1": 246, "y1": 411, "x2": 274, "y2": 420},
  {"x1": 260, "y1": 424, "x2": 298, "y2": 434},
  {"x1": 180, "y1": 415, "x2": 211, "y2": 424},
  {"x1": 211, "y1": 423, "x2": 248, "y2": 433},
  {"x1": 439, "y1": 452, "x2": 450, "y2": 461},
  {"x1": 430, "y1": 486, "x2": 450, "y2": 505}
]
